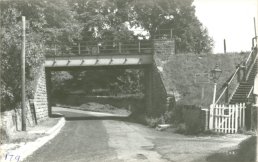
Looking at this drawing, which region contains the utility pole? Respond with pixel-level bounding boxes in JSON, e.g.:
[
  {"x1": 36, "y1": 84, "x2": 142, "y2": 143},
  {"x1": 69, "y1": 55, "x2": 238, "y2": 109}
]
[
  {"x1": 254, "y1": 17, "x2": 257, "y2": 37},
  {"x1": 223, "y1": 39, "x2": 226, "y2": 54},
  {"x1": 21, "y1": 16, "x2": 26, "y2": 131}
]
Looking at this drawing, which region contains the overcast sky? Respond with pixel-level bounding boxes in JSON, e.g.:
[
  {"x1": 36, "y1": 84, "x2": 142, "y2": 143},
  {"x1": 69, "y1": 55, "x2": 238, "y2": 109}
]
[{"x1": 193, "y1": 0, "x2": 257, "y2": 53}]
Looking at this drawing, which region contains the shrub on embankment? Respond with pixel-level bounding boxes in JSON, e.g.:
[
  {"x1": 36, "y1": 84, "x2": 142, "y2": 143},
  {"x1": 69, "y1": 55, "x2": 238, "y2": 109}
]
[
  {"x1": 163, "y1": 53, "x2": 247, "y2": 107},
  {"x1": 136, "y1": 105, "x2": 205, "y2": 135},
  {"x1": 142, "y1": 53, "x2": 249, "y2": 134}
]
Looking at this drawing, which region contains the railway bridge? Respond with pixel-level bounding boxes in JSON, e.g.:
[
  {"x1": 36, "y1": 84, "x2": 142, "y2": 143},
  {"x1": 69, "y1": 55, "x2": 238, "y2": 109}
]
[{"x1": 34, "y1": 36, "x2": 175, "y2": 121}]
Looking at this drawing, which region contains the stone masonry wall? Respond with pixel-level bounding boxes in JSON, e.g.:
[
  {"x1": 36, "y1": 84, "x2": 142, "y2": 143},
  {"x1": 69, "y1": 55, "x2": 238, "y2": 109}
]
[
  {"x1": 0, "y1": 102, "x2": 36, "y2": 140},
  {"x1": 150, "y1": 39, "x2": 175, "y2": 116},
  {"x1": 33, "y1": 67, "x2": 48, "y2": 122},
  {"x1": 0, "y1": 66, "x2": 48, "y2": 139},
  {"x1": 150, "y1": 64, "x2": 169, "y2": 116},
  {"x1": 153, "y1": 39, "x2": 175, "y2": 66}
]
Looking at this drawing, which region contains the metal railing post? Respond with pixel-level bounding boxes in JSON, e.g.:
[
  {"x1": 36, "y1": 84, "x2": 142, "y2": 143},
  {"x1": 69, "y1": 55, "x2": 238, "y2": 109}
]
[
  {"x1": 78, "y1": 43, "x2": 81, "y2": 55},
  {"x1": 237, "y1": 66, "x2": 241, "y2": 82},
  {"x1": 170, "y1": 29, "x2": 173, "y2": 39}
]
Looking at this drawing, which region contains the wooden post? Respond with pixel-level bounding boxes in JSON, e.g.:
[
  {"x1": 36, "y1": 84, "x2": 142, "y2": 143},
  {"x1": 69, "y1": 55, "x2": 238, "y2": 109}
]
[
  {"x1": 21, "y1": 16, "x2": 26, "y2": 131},
  {"x1": 254, "y1": 17, "x2": 257, "y2": 38},
  {"x1": 209, "y1": 104, "x2": 214, "y2": 130},
  {"x1": 235, "y1": 105, "x2": 239, "y2": 133},
  {"x1": 170, "y1": 29, "x2": 173, "y2": 39},
  {"x1": 224, "y1": 39, "x2": 227, "y2": 54}
]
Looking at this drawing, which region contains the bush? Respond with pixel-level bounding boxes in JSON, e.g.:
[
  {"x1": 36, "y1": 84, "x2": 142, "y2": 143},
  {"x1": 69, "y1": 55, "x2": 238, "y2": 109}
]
[
  {"x1": 172, "y1": 105, "x2": 205, "y2": 134},
  {"x1": 175, "y1": 123, "x2": 187, "y2": 134},
  {"x1": 145, "y1": 117, "x2": 161, "y2": 128}
]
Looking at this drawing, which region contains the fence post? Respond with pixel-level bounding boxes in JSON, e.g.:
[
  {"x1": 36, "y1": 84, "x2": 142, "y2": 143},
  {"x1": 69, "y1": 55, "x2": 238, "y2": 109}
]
[
  {"x1": 239, "y1": 104, "x2": 242, "y2": 128},
  {"x1": 230, "y1": 105, "x2": 234, "y2": 133},
  {"x1": 209, "y1": 104, "x2": 214, "y2": 130},
  {"x1": 243, "y1": 103, "x2": 246, "y2": 129},
  {"x1": 204, "y1": 109, "x2": 209, "y2": 130},
  {"x1": 224, "y1": 105, "x2": 228, "y2": 133},
  {"x1": 235, "y1": 104, "x2": 239, "y2": 133},
  {"x1": 214, "y1": 105, "x2": 218, "y2": 132}
]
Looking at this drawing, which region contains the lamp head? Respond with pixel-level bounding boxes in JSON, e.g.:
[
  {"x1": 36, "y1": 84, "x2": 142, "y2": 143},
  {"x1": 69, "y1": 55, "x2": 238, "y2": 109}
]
[{"x1": 211, "y1": 64, "x2": 222, "y2": 83}]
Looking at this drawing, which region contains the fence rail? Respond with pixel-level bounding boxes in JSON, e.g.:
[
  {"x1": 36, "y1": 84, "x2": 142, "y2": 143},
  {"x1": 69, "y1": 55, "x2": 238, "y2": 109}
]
[{"x1": 209, "y1": 103, "x2": 246, "y2": 133}]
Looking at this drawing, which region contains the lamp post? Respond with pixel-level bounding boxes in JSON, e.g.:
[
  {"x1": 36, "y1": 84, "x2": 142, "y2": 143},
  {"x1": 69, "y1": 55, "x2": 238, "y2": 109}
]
[{"x1": 210, "y1": 64, "x2": 222, "y2": 105}]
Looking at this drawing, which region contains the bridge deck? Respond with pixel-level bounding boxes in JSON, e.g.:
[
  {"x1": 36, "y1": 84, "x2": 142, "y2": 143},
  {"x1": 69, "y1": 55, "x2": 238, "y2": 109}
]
[{"x1": 45, "y1": 54, "x2": 153, "y2": 67}]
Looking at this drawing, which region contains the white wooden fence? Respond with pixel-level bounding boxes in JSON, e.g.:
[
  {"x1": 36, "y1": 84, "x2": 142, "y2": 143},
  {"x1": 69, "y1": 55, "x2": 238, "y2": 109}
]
[{"x1": 209, "y1": 103, "x2": 246, "y2": 133}]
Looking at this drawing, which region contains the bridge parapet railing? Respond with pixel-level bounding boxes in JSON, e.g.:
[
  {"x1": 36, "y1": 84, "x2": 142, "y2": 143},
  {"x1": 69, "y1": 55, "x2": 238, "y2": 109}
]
[{"x1": 46, "y1": 40, "x2": 154, "y2": 57}]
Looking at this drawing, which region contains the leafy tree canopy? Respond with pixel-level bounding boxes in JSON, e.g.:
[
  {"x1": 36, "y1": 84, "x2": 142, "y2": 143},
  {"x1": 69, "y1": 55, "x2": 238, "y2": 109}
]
[
  {"x1": 0, "y1": 0, "x2": 81, "y2": 111},
  {"x1": 1, "y1": 0, "x2": 213, "y2": 111}
]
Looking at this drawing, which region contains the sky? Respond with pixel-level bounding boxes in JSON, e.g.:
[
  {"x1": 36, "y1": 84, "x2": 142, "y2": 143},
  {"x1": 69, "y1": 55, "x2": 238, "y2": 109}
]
[{"x1": 193, "y1": 0, "x2": 257, "y2": 53}]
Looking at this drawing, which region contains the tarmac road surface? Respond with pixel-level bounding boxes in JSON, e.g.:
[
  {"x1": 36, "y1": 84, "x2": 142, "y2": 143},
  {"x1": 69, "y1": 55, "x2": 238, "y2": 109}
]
[{"x1": 24, "y1": 107, "x2": 249, "y2": 162}]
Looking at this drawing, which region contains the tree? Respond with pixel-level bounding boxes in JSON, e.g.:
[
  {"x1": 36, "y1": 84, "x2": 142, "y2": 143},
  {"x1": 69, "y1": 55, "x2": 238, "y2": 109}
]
[
  {"x1": 0, "y1": 0, "x2": 82, "y2": 111},
  {"x1": 68, "y1": 0, "x2": 136, "y2": 42},
  {"x1": 131, "y1": 0, "x2": 213, "y2": 54}
]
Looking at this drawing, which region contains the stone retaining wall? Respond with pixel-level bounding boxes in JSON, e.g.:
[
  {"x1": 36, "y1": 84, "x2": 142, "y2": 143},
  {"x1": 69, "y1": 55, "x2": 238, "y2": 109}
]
[
  {"x1": 150, "y1": 38, "x2": 175, "y2": 116},
  {"x1": 1, "y1": 67, "x2": 48, "y2": 140},
  {"x1": 0, "y1": 102, "x2": 36, "y2": 140},
  {"x1": 33, "y1": 67, "x2": 48, "y2": 122}
]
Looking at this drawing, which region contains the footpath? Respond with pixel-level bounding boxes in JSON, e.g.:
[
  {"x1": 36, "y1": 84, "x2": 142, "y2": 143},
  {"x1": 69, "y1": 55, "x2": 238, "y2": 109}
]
[{"x1": 0, "y1": 116, "x2": 65, "y2": 162}]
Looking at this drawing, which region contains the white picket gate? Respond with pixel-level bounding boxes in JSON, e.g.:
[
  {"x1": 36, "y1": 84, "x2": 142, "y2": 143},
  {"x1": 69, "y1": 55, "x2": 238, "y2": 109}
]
[{"x1": 209, "y1": 103, "x2": 246, "y2": 133}]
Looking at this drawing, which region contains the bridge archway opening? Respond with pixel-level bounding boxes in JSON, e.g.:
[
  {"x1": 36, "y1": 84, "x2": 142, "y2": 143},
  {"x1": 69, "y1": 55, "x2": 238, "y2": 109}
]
[{"x1": 45, "y1": 65, "x2": 153, "y2": 119}]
